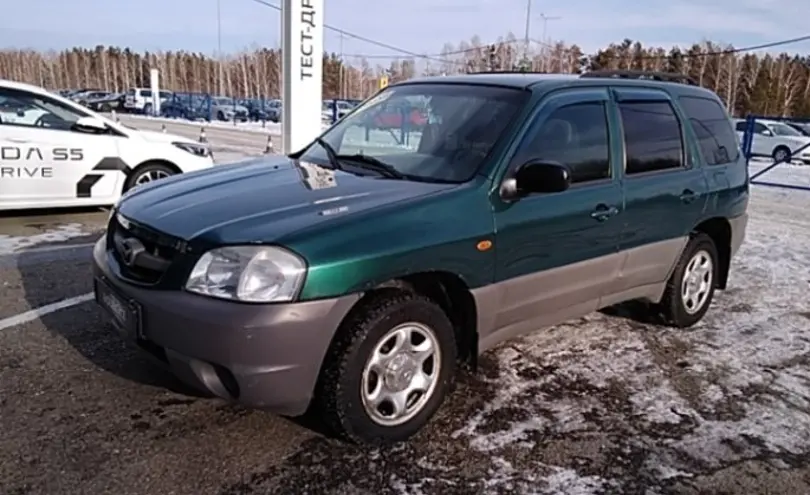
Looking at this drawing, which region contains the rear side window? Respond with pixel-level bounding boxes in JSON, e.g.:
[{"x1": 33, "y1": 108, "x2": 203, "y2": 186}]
[
  {"x1": 735, "y1": 121, "x2": 746, "y2": 132},
  {"x1": 679, "y1": 96, "x2": 739, "y2": 165},
  {"x1": 140, "y1": 90, "x2": 152, "y2": 97},
  {"x1": 618, "y1": 101, "x2": 684, "y2": 175}
]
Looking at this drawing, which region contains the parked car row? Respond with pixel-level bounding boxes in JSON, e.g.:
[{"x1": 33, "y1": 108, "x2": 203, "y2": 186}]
[{"x1": 53, "y1": 86, "x2": 428, "y2": 131}]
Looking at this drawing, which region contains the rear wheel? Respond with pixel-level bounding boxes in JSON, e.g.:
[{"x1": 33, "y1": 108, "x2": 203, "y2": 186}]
[
  {"x1": 124, "y1": 162, "x2": 176, "y2": 192},
  {"x1": 655, "y1": 233, "x2": 719, "y2": 328},
  {"x1": 314, "y1": 291, "x2": 456, "y2": 446}
]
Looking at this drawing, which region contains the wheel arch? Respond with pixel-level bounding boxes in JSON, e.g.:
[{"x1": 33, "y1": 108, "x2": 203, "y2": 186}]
[
  {"x1": 123, "y1": 159, "x2": 182, "y2": 193},
  {"x1": 329, "y1": 271, "x2": 479, "y2": 372},
  {"x1": 692, "y1": 217, "x2": 732, "y2": 289}
]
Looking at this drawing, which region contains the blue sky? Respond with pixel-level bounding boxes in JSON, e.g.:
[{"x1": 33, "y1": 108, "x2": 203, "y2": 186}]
[{"x1": 3, "y1": 0, "x2": 809, "y2": 61}]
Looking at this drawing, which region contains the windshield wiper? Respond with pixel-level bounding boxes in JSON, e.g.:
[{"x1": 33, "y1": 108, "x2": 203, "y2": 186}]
[
  {"x1": 334, "y1": 152, "x2": 405, "y2": 179},
  {"x1": 314, "y1": 138, "x2": 343, "y2": 170}
]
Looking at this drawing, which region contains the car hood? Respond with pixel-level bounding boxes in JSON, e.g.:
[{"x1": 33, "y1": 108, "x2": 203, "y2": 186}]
[
  {"x1": 133, "y1": 129, "x2": 196, "y2": 145},
  {"x1": 117, "y1": 156, "x2": 457, "y2": 243}
]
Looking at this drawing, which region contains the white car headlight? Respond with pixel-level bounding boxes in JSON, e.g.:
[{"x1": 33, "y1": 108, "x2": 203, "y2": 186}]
[
  {"x1": 185, "y1": 246, "x2": 306, "y2": 303},
  {"x1": 173, "y1": 141, "x2": 211, "y2": 157}
]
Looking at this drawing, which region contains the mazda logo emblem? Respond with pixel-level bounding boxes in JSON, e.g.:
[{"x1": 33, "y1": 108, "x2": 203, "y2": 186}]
[{"x1": 120, "y1": 238, "x2": 145, "y2": 267}]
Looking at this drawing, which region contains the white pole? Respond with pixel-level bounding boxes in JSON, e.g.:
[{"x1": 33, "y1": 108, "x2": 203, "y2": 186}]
[
  {"x1": 149, "y1": 69, "x2": 160, "y2": 116},
  {"x1": 282, "y1": 0, "x2": 324, "y2": 155}
]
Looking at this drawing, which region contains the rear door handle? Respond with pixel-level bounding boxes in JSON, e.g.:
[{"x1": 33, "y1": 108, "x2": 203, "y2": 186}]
[
  {"x1": 680, "y1": 189, "x2": 699, "y2": 203},
  {"x1": 590, "y1": 204, "x2": 619, "y2": 221},
  {"x1": 7, "y1": 137, "x2": 29, "y2": 143}
]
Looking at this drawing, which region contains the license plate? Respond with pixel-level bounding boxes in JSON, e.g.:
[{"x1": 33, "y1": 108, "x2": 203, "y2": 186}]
[{"x1": 94, "y1": 278, "x2": 141, "y2": 339}]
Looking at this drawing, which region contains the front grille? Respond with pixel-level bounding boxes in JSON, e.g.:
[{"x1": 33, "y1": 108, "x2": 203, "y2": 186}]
[{"x1": 108, "y1": 213, "x2": 186, "y2": 285}]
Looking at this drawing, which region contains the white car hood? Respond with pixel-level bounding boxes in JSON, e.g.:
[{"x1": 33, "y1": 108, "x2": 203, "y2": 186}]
[{"x1": 134, "y1": 129, "x2": 196, "y2": 145}]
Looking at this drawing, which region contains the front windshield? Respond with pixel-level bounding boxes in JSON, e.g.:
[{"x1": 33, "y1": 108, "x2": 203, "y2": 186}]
[
  {"x1": 298, "y1": 83, "x2": 527, "y2": 183},
  {"x1": 770, "y1": 122, "x2": 803, "y2": 137}
]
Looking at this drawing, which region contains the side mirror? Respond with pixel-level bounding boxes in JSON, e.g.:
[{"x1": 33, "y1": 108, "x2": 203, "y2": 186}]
[
  {"x1": 16, "y1": 109, "x2": 25, "y2": 117},
  {"x1": 73, "y1": 116, "x2": 107, "y2": 132},
  {"x1": 501, "y1": 160, "x2": 571, "y2": 200},
  {"x1": 760, "y1": 129, "x2": 773, "y2": 137}
]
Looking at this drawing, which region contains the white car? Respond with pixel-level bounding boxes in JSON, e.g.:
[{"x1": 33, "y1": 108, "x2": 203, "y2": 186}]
[
  {"x1": 123, "y1": 87, "x2": 173, "y2": 115},
  {"x1": 0, "y1": 79, "x2": 215, "y2": 211},
  {"x1": 734, "y1": 118, "x2": 810, "y2": 164}
]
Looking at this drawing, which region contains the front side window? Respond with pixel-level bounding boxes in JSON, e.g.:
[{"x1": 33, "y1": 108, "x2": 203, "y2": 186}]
[
  {"x1": 296, "y1": 83, "x2": 528, "y2": 183},
  {"x1": 515, "y1": 101, "x2": 611, "y2": 184},
  {"x1": 0, "y1": 88, "x2": 89, "y2": 131},
  {"x1": 618, "y1": 101, "x2": 684, "y2": 175}
]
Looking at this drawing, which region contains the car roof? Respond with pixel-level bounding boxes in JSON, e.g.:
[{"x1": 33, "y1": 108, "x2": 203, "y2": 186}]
[
  {"x1": 398, "y1": 73, "x2": 579, "y2": 90},
  {"x1": 0, "y1": 78, "x2": 60, "y2": 98},
  {"x1": 391, "y1": 71, "x2": 722, "y2": 100}
]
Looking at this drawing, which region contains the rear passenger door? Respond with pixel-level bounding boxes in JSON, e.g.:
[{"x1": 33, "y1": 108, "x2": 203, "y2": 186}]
[
  {"x1": 679, "y1": 95, "x2": 748, "y2": 229},
  {"x1": 610, "y1": 88, "x2": 709, "y2": 295}
]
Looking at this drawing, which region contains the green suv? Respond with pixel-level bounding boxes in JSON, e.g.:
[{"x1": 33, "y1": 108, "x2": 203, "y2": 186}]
[{"x1": 92, "y1": 70, "x2": 749, "y2": 445}]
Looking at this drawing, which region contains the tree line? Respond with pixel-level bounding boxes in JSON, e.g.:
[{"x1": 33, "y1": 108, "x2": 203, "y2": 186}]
[{"x1": 1, "y1": 35, "x2": 809, "y2": 117}]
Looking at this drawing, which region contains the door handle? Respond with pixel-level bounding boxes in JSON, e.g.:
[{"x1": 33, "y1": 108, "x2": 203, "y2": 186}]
[
  {"x1": 7, "y1": 137, "x2": 29, "y2": 143},
  {"x1": 679, "y1": 189, "x2": 699, "y2": 203},
  {"x1": 590, "y1": 204, "x2": 619, "y2": 221}
]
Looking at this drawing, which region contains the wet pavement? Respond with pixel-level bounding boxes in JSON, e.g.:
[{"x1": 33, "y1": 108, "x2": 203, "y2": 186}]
[{"x1": 1, "y1": 177, "x2": 809, "y2": 494}]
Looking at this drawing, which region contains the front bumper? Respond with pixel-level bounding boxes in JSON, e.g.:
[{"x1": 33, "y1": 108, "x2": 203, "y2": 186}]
[{"x1": 92, "y1": 238, "x2": 360, "y2": 415}]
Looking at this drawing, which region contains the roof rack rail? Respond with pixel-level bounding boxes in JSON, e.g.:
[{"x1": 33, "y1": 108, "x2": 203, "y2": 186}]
[
  {"x1": 463, "y1": 70, "x2": 546, "y2": 75},
  {"x1": 580, "y1": 70, "x2": 698, "y2": 86}
]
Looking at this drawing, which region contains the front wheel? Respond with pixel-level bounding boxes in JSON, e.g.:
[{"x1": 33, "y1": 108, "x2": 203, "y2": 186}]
[
  {"x1": 772, "y1": 146, "x2": 791, "y2": 164},
  {"x1": 314, "y1": 291, "x2": 457, "y2": 446},
  {"x1": 655, "y1": 232, "x2": 719, "y2": 328}
]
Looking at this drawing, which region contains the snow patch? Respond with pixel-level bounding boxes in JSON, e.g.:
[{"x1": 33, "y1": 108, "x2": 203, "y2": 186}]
[{"x1": 0, "y1": 223, "x2": 91, "y2": 255}]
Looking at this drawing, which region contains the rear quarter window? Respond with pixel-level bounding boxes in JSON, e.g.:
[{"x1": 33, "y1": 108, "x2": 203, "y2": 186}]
[{"x1": 678, "y1": 96, "x2": 739, "y2": 165}]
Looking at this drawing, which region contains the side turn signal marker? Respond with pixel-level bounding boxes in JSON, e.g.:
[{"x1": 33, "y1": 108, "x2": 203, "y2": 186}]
[{"x1": 476, "y1": 240, "x2": 493, "y2": 251}]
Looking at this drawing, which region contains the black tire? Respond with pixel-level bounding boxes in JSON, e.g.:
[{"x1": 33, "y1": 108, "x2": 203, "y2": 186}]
[
  {"x1": 656, "y1": 232, "x2": 719, "y2": 328},
  {"x1": 100, "y1": 103, "x2": 112, "y2": 112},
  {"x1": 217, "y1": 110, "x2": 226, "y2": 121},
  {"x1": 772, "y1": 145, "x2": 791, "y2": 164},
  {"x1": 314, "y1": 291, "x2": 457, "y2": 446},
  {"x1": 124, "y1": 162, "x2": 176, "y2": 191}
]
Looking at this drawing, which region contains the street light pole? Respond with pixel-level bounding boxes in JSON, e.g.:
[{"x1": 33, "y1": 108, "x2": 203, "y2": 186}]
[
  {"x1": 539, "y1": 13, "x2": 561, "y2": 44},
  {"x1": 217, "y1": 0, "x2": 223, "y2": 95},
  {"x1": 538, "y1": 13, "x2": 561, "y2": 72},
  {"x1": 523, "y1": 0, "x2": 532, "y2": 63}
]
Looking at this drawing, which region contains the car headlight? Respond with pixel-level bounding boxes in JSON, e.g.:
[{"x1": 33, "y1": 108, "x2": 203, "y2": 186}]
[
  {"x1": 173, "y1": 141, "x2": 210, "y2": 157},
  {"x1": 185, "y1": 246, "x2": 306, "y2": 303}
]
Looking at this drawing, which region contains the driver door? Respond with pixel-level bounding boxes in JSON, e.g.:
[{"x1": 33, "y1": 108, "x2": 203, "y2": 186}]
[{"x1": 0, "y1": 87, "x2": 122, "y2": 206}]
